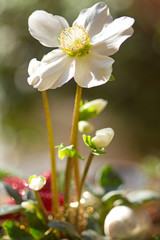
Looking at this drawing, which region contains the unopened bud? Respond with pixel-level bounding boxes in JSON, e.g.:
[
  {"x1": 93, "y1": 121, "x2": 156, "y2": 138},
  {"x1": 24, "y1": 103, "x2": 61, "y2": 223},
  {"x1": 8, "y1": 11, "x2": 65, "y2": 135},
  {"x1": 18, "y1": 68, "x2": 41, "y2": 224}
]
[
  {"x1": 29, "y1": 175, "x2": 46, "y2": 191},
  {"x1": 21, "y1": 201, "x2": 35, "y2": 210},
  {"x1": 91, "y1": 134, "x2": 109, "y2": 148},
  {"x1": 91, "y1": 128, "x2": 114, "y2": 148},
  {"x1": 83, "y1": 99, "x2": 107, "y2": 114},
  {"x1": 78, "y1": 121, "x2": 94, "y2": 133},
  {"x1": 96, "y1": 128, "x2": 114, "y2": 143}
]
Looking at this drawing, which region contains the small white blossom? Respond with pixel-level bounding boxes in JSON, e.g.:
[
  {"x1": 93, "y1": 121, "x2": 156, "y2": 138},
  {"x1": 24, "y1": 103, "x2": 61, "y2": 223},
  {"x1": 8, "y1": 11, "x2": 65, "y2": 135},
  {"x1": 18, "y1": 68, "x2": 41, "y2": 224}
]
[
  {"x1": 27, "y1": 2, "x2": 134, "y2": 91},
  {"x1": 83, "y1": 99, "x2": 107, "y2": 114},
  {"x1": 29, "y1": 175, "x2": 46, "y2": 191},
  {"x1": 78, "y1": 120, "x2": 94, "y2": 133}
]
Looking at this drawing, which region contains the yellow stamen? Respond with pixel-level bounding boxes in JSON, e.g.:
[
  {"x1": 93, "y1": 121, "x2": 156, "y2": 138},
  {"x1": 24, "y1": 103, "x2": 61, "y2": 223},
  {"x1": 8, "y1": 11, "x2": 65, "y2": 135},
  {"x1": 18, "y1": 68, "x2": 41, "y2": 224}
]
[{"x1": 59, "y1": 25, "x2": 91, "y2": 57}]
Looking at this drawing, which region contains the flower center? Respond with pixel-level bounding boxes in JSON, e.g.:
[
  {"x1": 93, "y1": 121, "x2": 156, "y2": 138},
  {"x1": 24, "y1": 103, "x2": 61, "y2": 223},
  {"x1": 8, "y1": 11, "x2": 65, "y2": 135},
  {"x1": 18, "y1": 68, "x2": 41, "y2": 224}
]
[{"x1": 59, "y1": 25, "x2": 91, "y2": 57}]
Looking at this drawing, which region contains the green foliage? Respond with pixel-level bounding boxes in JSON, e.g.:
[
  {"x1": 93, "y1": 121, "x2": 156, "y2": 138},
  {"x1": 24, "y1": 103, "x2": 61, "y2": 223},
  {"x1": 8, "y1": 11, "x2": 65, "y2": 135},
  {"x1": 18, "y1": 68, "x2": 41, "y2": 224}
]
[
  {"x1": 25, "y1": 210, "x2": 48, "y2": 239},
  {"x1": 3, "y1": 184, "x2": 23, "y2": 204},
  {"x1": 56, "y1": 143, "x2": 84, "y2": 160},
  {"x1": 98, "y1": 166, "x2": 123, "y2": 192},
  {"x1": 0, "y1": 205, "x2": 22, "y2": 216},
  {"x1": 49, "y1": 220, "x2": 81, "y2": 240},
  {"x1": 2, "y1": 221, "x2": 33, "y2": 240},
  {"x1": 83, "y1": 135, "x2": 106, "y2": 155},
  {"x1": 81, "y1": 229, "x2": 109, "y2": 240}
]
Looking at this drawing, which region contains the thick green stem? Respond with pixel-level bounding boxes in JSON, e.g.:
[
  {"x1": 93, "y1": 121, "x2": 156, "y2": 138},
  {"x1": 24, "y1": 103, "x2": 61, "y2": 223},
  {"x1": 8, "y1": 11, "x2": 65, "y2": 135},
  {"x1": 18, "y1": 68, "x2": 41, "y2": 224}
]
[
  {"x1": 64, "y1": 84, "x2": 82, "y2": 215},
  {"x1": 76, "y1": 152, "x2": 94, "y2": 230},
  {"x1": 42, "y1": 91, "x2": 60, "y2": 218},
  {"x1": 34, "y1": 190, "x2": 48, "y2": 221}
]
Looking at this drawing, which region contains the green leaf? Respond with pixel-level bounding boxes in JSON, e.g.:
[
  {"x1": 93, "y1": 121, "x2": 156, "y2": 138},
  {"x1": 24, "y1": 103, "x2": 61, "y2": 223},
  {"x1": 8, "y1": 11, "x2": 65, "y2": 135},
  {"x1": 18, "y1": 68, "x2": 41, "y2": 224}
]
[
  {"x1": 49, "y1": 220, "x2": 81, "y2": 240},
  {"x1": 3, "y1": 184, "x2": 23, "y2": 204},
  {"x1": 108, "y1": 74, "x2": 115, "y2": 81},
  {"x1": 83, "y1": 135, "x2": 106, "y2": 155},
  {"x1": 126, "y1": 190, "x2": 160, "y2": 205},
  {"x1": 56, "y1": 144, "x2": 84, "y2": 160},
  {"x1": 98, "y1": 166, "x2": 123, "y2": 192},
  {"x1": 0, "y1": 205, "x2": 22, "y2": 216},
  {"x1": 81, "y1": 229, "x2": 109, "y2": 240},
  {"x1": 25, "y1": 210, "x2": 48, "y2": 239},
  {"x1": 2, "y1": 221, "x2": 33, "y2": 240}
]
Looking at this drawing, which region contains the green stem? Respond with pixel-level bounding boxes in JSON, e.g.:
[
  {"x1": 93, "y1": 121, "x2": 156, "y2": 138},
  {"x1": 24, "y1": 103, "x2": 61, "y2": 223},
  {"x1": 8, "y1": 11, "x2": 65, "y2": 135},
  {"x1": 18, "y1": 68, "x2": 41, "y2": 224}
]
[
  {"x1": 76, "y1": 152, "x2": 94, "y2": 230},
  {"x1": 64, "y1": 84, "x2": 82, "y2": 215},
  {"x1": 42, "y1": 91, "x2": 60, "y2": 218},
  {"x1": 34, "y1": 190, "x2": 48, "y2": 221}
]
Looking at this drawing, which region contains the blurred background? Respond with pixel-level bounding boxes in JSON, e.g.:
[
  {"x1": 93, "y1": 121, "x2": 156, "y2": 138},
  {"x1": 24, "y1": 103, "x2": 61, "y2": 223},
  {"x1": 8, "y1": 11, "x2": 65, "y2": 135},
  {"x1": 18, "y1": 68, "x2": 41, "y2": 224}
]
[{"x1": 0, "y1": 0, "x2": 160, "y2": 180}]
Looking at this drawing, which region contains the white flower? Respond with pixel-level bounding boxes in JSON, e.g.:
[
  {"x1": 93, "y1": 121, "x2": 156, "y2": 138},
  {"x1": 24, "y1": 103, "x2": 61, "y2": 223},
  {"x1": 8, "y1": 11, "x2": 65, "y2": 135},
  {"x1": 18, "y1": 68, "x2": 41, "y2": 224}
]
[
  {"x1": 78, "y1": 120, "x2": 94, "y2": 133},
  {"x1": 28, "y1": 2, "x2": 134, "y2": 91},
  {"x1": 28, "y1": 175, "x2": 46, "y2": 191},
  {"x1": 91, "y1": 127, "x2": 114, "y2": 148},
  {"x1": 82, "y1": 99, "x2": 108, "y2": 114}
]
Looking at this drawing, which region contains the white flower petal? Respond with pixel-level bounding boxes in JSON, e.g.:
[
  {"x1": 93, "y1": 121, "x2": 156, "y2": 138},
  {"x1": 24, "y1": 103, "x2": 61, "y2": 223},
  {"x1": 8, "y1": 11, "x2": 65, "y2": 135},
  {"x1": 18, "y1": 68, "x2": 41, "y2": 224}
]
[
  {"x1": 91, "y1": 16, "x2": 135, "y2": 56},
  {"x1": 28, "y1": 10, "x2": 69, "y2": 47},
  {"x1": 73, "y1": 2, "x2": 113, "y2": 38},
  {"x1": 27, "y1": 49, "x2": 74, "y2": 91},
  {"x1": 74, "y1": 52, "x2": 114, "y2": 88}
]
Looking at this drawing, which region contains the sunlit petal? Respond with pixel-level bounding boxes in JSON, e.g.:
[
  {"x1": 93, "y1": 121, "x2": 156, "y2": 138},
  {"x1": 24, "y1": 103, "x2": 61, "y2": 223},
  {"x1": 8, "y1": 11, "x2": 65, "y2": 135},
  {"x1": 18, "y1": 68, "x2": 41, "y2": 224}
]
[
  {"x1": 91, "y1": 16, "x2": 134, "y2": 56},
  {"x1": 74, "y1": 52, "x2": 114, "y2": 88},
  {"x1": 27, "y1": 50, "x2": 74, "y2": 91},
  {"x1": 73, "y1": 2, "x2": 113, "y2": 38},
  {"x1": 28, "y1": 10, "x2": 69, "y2": 47}
]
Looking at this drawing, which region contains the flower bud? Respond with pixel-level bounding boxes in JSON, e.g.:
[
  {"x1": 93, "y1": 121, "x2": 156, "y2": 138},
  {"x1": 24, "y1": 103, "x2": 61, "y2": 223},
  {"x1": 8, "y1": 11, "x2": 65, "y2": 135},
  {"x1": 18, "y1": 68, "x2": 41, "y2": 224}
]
[
  {"x1": 21, "y1": 201, "x2": 35, "y2": 210},
  {"x1": 29, "y1": 175, "x2": 46, "y2": 191},
  {"x1": 28, "y1": 58, "x2": 46, "y2": 76},
  {"x1": 78, "y1": 121, "x2": 94, "y2": 133},
  {"x1": 96, "y1": 127, "x2": 114, "y2": 143},
  {"x1": 83, "y1": 99, "x2": 107, "y2": 114},
  {"x1": 91, "y1": 128, "x2": 114, "y2": 148},
  {"x1": 91, "y1": 134, "x2": 109, "y2": 148},
  {"x1": 104, "y1": 205, "x2": 151, "y2": 240}
]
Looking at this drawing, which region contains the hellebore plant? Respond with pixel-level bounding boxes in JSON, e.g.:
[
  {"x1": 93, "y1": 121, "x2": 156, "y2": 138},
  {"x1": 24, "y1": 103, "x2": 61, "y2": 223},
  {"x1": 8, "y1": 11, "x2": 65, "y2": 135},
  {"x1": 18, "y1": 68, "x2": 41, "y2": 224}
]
[{"x1": 2, "y1": 2, "x2": 154, "y2": 240}]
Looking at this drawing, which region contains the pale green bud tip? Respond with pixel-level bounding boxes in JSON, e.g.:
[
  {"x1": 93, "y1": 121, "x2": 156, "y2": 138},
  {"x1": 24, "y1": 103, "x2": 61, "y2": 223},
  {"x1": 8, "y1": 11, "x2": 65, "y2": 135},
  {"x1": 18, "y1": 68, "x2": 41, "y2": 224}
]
[
  {"x1": 78, "y1": 121, "x2": 94, "y2": 133},
  {"x1": 84, "y1": 99, "x2": 108, "y2": 113},
  {"x1": 21, "y1": 201, "x2": 35, "y2": 210},
  {"x1": 28, "y1": 175, "x2": 46, "y2": 191}
]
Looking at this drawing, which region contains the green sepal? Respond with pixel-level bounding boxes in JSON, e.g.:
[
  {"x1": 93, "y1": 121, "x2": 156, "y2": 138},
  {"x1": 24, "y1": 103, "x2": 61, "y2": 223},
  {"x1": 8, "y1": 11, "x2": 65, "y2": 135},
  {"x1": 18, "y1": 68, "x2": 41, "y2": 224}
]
[
  {"x1": 83, "y1": 135, "x2": 106, "y2": 155},
  {"x1": 109, "y1": 74, "x2": 115, "y2": 81},
  {"x1": 56, "y1": 143, "x2": 84, "y2": 160}
]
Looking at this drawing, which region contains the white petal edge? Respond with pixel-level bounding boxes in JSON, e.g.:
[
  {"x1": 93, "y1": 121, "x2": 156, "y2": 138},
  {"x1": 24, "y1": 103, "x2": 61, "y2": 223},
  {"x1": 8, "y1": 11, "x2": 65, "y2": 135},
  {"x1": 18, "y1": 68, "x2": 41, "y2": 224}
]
[
  {"x1": 74, "y1": 52, "x2": 114, "y2": 88},
  {"x1": 73, "y1": 2, "x2": 113, "y2": 38},
  {"x1": 91, "y1": 16, "x2": 135, "y2": 56},
  {"x1": 27, "y1": 50, "x2": 75, "y2": 91},
  {"x1": 28, "y1": 10, "x2": 69, "y2": 47}
]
